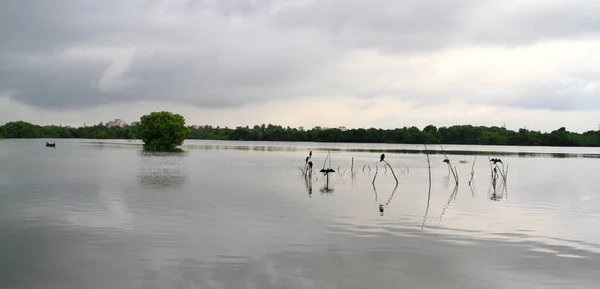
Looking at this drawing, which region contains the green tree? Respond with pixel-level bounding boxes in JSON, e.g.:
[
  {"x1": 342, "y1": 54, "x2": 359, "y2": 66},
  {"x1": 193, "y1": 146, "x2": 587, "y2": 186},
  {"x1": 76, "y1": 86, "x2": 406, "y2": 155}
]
[{"x1": 139, "y1": 111, "x2": 190, "y2": 151}]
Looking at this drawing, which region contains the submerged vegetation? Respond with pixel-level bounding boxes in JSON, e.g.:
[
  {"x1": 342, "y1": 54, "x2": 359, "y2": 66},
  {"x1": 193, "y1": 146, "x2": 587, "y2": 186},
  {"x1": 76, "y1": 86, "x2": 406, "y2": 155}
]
[{"x1": 1, "y1": 121, "x2": 600, "y2": 147}]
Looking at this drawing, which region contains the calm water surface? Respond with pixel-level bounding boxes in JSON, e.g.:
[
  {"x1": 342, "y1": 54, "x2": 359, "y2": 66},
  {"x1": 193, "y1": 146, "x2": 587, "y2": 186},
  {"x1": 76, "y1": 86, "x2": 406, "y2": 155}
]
[{"x1": 1, "y1": 139, "x2": 599, "y2": 289}]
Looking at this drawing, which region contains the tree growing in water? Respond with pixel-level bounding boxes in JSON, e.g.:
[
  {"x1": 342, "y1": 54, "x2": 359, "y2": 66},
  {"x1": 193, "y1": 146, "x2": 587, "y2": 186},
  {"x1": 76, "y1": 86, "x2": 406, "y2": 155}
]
[{"x1": 139, "y1": 111, "x2": 190, "y2": 151}]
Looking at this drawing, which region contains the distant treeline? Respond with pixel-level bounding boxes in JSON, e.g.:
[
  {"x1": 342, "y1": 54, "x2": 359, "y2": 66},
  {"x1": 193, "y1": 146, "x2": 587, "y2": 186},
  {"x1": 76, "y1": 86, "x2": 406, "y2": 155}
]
[{"x1": 1, "y1": 121, "x2": 599, "y2": 147}]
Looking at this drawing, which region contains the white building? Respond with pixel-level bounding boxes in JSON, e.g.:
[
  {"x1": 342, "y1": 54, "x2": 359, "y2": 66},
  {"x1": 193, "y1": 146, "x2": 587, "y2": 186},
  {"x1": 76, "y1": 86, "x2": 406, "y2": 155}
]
[{"x1": 105, "y1": 119, "x2": 128, "y2": 128}]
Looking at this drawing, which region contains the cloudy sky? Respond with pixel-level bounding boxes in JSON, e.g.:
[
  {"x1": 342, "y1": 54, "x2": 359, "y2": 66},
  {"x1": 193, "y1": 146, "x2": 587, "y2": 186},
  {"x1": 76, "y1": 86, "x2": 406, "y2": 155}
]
[{"x1": 1, "y1": 0, "x2": 599, "y2": 132}]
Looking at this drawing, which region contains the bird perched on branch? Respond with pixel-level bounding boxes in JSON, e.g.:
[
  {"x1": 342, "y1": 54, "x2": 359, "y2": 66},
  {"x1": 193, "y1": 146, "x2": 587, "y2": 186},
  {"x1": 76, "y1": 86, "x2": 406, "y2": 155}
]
[
  {"x1": 443, "y1": 159, "x2": 450, "y2": 163},
  {"x1": 490, "y1": 158, "x2": 503, "y2": 164},
  {"x1": 380, "y1": 154, "x2": 385, "y2": 162}
]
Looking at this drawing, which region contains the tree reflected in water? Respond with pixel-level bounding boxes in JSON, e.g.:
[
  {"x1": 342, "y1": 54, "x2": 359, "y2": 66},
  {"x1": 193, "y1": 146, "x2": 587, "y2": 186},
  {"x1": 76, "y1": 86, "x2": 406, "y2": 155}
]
[{"x1": 138, "y1": 151, "x2": 188, "y2": 191}]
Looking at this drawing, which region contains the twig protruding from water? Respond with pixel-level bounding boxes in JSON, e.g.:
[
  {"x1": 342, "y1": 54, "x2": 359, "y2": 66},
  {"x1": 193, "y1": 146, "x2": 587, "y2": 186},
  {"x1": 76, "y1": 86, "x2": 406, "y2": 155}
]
[{"x1": 468, "y1": 155, "x2": 477, "y2": 186}]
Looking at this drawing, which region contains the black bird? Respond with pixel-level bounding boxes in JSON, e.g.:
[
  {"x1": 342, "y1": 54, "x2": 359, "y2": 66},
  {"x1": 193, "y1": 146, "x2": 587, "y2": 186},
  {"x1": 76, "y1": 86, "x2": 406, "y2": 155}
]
[
  {"x1": 380, "y1": 153, "x2": 385, "y2": 162},
  {"x1": 443, "y1": 159, "x2": 450, "y2": 163},
  {"x1": 490, "y1": 158, "x2": 503, "y2": 164},
  {"x1": 319, "y1": 168, "x2": 335, "y2": 175},
  {"x1": 305, "y1": 156, "x2": 309, "y2": 164},
  {"x1": 309, "y1": 151, "x2": 312, "y2": 158},
  {"x1": 379, "y1": 204, "x2": 384, "y2": 214},
  {"x1": 308, "y1": 161, "x2": 313, "y2": 169}
]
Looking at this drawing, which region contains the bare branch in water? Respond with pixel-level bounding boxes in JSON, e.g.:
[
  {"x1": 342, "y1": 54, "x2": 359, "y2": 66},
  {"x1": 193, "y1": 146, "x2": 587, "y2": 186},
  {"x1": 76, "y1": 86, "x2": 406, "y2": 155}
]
[
  {"x1": 372, "y1": 165, "x2": 379, "y2": 184},
  {"x1": 382, "y1": 160, "x2": 399, "y2": 186},
  {"x1": 468, "y1": 155, "x2": 477, "y2": 186},
  {"x1": 422, "y1": 144, "x2": 432, "y2": 230},
  {"x1": 441, "y1": 146, "x2": 459, "y2": 185}
]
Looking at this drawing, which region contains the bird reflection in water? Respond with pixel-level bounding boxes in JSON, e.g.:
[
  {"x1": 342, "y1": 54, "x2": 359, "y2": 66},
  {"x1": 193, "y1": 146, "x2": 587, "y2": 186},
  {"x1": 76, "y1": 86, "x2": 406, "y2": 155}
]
[
  {"x1": 374, "y1": 184, "x2": 398, "y2": 216},
  {"x1": 304, "y1": 174, "x2": 313, "y2": 198}
]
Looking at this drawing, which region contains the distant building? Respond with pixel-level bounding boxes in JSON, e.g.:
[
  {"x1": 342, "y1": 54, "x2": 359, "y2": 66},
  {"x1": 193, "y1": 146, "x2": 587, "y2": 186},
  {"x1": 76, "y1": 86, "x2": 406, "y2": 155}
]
[
  {"x1": 105, "y1": 119, "x2": 128, "y2": 128},
  {"x1": 313, "y1": 126, "x2": 322, "y2": 131},
  {"x1": 130, "y1": 121, "x2": 140, "y2": 126},
  {"x1": 299, "y1": 126, "x2": 305, "y2": 131},
  {"x1": 338, "y1": 126, "x2": 347, "y2": 131}
]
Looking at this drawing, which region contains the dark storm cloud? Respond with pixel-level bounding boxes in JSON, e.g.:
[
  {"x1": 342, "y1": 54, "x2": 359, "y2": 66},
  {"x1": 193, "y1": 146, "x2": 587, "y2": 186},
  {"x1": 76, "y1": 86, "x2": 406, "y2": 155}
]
[{"x1": 0, "y1": 0, "x2": 599, "y2": 110}]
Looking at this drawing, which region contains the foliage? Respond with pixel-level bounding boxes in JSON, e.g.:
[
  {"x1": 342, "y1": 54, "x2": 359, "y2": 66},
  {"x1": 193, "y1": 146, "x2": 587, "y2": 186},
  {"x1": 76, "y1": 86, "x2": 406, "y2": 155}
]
[
  {"x1": 187, "y1": 124, "x2": 600, "y2": 147},
  {"x1": 1, "y1": 120, "x2": 600, "y2": 147},
  {"x1": 138, "y1": 111, "x2": 190, "y2": 151},
  {"x1": 0, "y1": 121, "x2": 138, "y2": 139}
]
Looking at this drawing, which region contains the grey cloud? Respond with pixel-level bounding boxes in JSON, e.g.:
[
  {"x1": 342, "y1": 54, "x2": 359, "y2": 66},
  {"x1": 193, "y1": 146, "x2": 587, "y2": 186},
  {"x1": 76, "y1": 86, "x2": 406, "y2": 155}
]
[
  {"x1": 270, "y1": 0, "x2": 481, "y2": 52},
  {"x1": 271, "y1": 0, "x2": 600, "y2": 51},
  {"x1": 471, "y1": 1, "x2": 600, "y2": 46},
  {"x1": 492, "y1": 79, "x2": 600, "y2": 111},
  {"x1": 1, "y1": 0, "x2": 600, "y2": 111}
]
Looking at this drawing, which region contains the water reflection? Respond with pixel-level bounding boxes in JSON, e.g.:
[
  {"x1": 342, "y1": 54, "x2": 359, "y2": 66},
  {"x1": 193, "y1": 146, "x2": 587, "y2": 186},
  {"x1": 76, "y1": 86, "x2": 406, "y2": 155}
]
[
  {"x1": 3, "y1": 139, "x2": 600, "y2": 289},
  {"x1": 138, "y1": 152, "x2": 187, "y2": 191},
  {"x1": 304, "y1": 175, "x2": 313, "y2": 198},
  {"x1": 377, "y1": 184, "x2": 399, "y2": 216},
  {"x1": 182, "y1": 142, "x2": 600, "y2": 159}
]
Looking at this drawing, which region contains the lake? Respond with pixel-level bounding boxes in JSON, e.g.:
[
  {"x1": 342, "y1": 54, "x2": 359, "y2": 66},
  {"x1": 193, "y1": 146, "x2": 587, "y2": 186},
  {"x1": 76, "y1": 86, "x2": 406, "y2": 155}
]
[{"x1": 1, "y1": 139, "x2": 599, "y2": 289}]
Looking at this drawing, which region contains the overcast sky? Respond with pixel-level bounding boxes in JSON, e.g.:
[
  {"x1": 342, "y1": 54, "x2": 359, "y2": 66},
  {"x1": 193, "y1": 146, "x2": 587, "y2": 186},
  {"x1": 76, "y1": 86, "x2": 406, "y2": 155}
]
[{"x1": 1, "y1": 0, "x2": 599, "y2": 132}]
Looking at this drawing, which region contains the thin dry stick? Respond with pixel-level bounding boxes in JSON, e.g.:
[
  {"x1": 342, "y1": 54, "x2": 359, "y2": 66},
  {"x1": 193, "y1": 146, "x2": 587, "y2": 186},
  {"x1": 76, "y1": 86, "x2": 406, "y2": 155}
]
[
  {"x1": 322, "y1": 152, "x2": 329, "y2": 170},
  {"x1": 382, "y1": 160, "x2": 399, "y2": 186},
  {"x1": 487, "y1": 156, "x2": 493, "y2": 179},
  {"x1": 351, "y1": 157, "x2": 354, "y2": 178},
  {"x1": 504, "y1": 164, "x2": 509, "y2": 197},
  {"x1": 496, "y1": 163, "x2": 507, "y2": 184},
  {"x1": 362, "y1": 164, "x2": 366, "y2": 172},
  {"x1": 440, "y1": 146, "x2": 458, "y2": 184},
  {"x1": 372, "y1": 165, "x2": 379, "y2": 184},
  {"x1": 454, "y1": 166, "x2": 459, "y2": 186},
  {"x1": 424, "y1": 144, "x2": 432, "y2": 192},
  {"x1": 468, "y1": 155, "x2": 477, "y2": 186},
  {"x1": 422, "y1": 145, "x2": 432, "y2": 230}
]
